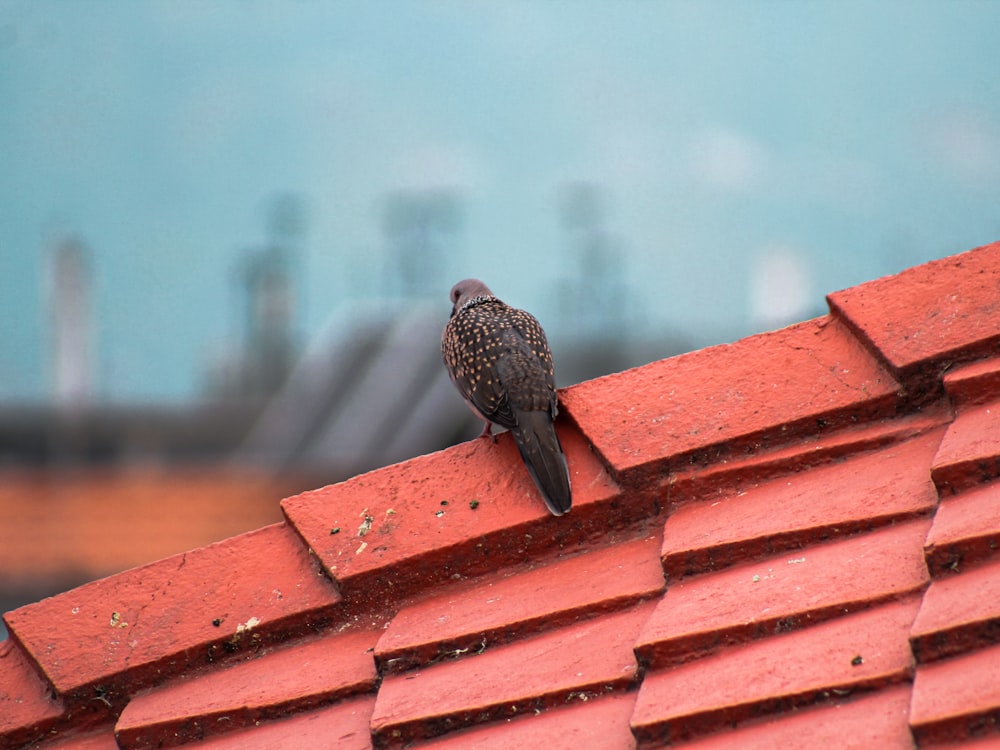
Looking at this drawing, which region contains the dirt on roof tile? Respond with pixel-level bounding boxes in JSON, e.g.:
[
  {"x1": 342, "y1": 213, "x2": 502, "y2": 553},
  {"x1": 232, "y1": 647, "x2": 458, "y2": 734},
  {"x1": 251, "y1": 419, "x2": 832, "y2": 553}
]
[
  {"x1": 0, "y1": 640, "x2": 66, "y2": 747},
  {"x1": 658, "y1": 685, "x2": 914, "y2": 750},
  {"x1": 282, "y1": 424, "x2": 628, "y2": 606},
  {"x1": 182, "y1": 697, "x2": 376, "y2": 750},
  {"x1": 411, "y1": 692, "x2": 637, "y2": 750},
  {"x1": 943, "y1": 357, "x2": 1000, "y2": 407}
]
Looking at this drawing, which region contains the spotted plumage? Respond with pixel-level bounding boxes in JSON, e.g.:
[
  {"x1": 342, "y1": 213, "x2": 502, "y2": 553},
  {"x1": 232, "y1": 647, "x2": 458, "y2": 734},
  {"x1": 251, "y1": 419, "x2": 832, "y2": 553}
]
[{"x1": 442, "y1": 279, "x2": 572, "y2": 516}]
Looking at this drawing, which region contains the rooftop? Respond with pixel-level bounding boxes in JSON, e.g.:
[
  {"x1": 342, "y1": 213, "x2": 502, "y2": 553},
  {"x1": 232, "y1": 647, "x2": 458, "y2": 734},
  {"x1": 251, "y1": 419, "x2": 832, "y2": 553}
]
[{"x1": 3, "y1": 240, "x2": 1000, "y2": 749}]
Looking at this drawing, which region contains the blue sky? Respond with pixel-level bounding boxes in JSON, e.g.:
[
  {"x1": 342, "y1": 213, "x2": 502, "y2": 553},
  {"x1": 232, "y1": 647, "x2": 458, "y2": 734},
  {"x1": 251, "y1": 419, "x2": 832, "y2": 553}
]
[{"x1": 2, "y1": 1, "x2": 999, "y2": 402}]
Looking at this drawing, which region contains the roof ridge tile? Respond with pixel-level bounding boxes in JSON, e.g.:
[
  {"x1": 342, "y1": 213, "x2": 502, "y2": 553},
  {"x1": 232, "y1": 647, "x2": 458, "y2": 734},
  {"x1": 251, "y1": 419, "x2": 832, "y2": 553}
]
[
  {"x1": 281, "y1": 423, "x2": 630, "y2": 608},
  {"x1": 3, "y1": 523, "x2": 341, "y2": 712},
  {"x1": 827, "y1": 240, "x2": 1000, "y2": 389},
  {"x1": 561, "y1": 315, "x2": 901, "y2": 489}
]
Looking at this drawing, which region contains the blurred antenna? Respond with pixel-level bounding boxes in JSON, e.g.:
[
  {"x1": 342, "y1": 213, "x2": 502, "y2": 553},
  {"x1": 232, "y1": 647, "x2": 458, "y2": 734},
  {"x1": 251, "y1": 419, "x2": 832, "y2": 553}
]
[
  {"x1": 48, "y1": 236, "x2": 95, "y2": 408},
  {"x1": 225, "y1": 194, "x2": 307, "y2": 399},
  {"x1": 557, "y1": 182, "x2": 626, "y2": 341},
  {"x1": 382, "y1": 189, "x2": 462, "y2": 298}
]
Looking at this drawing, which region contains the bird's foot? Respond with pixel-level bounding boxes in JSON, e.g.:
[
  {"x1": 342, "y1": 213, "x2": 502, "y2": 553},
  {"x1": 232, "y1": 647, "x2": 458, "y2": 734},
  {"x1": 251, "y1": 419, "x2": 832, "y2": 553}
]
[{"x1": 478, "y1": 421, "x2": 496, "y2": 443}]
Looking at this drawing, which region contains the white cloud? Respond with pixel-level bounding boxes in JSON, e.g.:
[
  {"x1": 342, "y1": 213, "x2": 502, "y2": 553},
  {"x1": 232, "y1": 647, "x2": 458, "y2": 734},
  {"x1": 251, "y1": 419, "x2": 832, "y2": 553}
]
[
  {"x1": 689, "y1": 126, "x2": 769, "y2": 191},
  {"x1": 391, "y1": 143, "x2": 488, "y2": 193},
  {"x1": 923, "y1": 110, "x2": 1000, "y2": 187},
  {"x1": 748, "y1": 244, "x2": 813, "y2": 328}
]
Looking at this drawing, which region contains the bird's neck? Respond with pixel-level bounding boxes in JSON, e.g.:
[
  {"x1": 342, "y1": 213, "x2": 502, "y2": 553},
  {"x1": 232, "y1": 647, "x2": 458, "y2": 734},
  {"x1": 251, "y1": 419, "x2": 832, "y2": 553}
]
[{"x1": 456, "y1": 295, "x2": 498, "y2": 316}]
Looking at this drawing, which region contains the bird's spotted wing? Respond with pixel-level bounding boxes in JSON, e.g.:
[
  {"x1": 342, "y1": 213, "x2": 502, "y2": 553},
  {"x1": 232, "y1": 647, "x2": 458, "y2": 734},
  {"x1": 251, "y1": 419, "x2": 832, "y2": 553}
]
[{"x1": 442, "y1": 299, "x2": 518, "y2": 430}]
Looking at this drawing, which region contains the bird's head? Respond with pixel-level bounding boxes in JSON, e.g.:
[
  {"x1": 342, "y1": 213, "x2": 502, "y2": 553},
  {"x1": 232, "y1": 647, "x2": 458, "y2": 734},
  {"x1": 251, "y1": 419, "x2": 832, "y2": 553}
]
[{"x1": 449, "y1": 278, "x2": 494, "y2": 317}]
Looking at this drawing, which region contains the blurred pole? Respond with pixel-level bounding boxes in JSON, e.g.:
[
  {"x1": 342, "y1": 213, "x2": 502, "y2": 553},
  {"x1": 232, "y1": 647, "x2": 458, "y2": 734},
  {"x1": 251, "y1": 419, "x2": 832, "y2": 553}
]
[{"x1": 48, "y1": 237, "x2": 95, "y2": 409}]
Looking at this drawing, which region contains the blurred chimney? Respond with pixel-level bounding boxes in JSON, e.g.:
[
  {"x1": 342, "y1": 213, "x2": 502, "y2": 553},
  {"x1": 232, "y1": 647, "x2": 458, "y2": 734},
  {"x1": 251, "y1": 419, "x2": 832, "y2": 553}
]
[{"x1": 48, "y1": 236, "x2": 95, "y2": 408}]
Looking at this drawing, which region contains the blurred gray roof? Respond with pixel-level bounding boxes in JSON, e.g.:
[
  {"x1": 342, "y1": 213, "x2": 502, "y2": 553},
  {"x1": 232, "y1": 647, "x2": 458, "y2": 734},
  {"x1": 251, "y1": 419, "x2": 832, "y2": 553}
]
[{"x1": 235, "y1": 302, "x2": 476, "y2": 478}]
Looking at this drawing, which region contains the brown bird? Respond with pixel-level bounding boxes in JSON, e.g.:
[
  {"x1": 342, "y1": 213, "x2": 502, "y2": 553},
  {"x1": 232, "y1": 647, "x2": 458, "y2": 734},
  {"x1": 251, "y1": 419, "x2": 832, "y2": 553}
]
[{"x1": 441, "y1": 279, "x2": 572, "y2": 516}]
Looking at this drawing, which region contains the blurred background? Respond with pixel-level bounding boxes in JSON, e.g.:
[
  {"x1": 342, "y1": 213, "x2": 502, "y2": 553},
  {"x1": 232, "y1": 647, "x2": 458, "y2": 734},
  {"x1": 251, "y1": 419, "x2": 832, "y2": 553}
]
[{"x1": 2, "y1": 1, "x2": 999, "y2": 637}]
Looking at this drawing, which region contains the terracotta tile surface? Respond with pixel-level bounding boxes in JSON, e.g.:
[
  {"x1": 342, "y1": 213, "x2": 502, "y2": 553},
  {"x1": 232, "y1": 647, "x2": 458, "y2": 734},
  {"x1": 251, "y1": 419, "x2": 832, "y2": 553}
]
[
  {"x1": 910, "y1": 556, "x2": 1000, "y2": 663},
  {"x1": 943, "y1": 357, "x2": 1000, "y2": 407},
  {"x1": 924, "y1": 481, "x2": 1000, "y2": 576},
  {"x1": 660, "y1": 429, "x2": 942, "y2": 578},
  {"x1": 412, "y1": 692, "x2": 637, "y2": 750},
  {"x1": 910, "y1": 642, "x2": 1000, "y2": 744},
  {"x1": 5, "y1": 241, "x2": 1000, "y2": 749},
  {"x1": 637, "y1": 520, "x2": 929, "y2": 668},
  {"x1": 376, "y1": 534, "x2": 663, "y2": 672},
  {"x1": 827, "y1": 239, "x2": 1000, "y2": 382},
  {"x1": 116, "y1": 628, "x2": 379, "y2": 749},
  {"x1": 932, "y1": 399, "x2": 1000, "y2": 494},
  {"x1": 658, "y1": 685, "x2": 914, "y2": 750},
  {"x1": 34, "y1": 731, "x2": 121, "y2": 750},
  {"x1": 631, "y1": 598, "x2": 920, "y2": 746},
  {"x1": 0, "y1": 639, "x2": 66, "y2": 747},
  {"x1": 371, "y1": 602, "x2": 652, "y2": 747},
  {"x1": 186, "y1": 697, "x2": 375, "y2": 750}
]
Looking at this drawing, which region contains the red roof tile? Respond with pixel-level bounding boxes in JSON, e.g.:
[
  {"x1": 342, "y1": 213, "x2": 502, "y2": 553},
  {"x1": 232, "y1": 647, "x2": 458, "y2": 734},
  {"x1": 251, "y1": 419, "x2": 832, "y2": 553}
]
[
  {"x1": 659, "y1": 427, "x2": 944, "y2": 579},
  {"x1": 910, "y1": 556, "x2": 1000, "y2": 663},
  {"x1": 632, "y1": 597, "x2": 920, "y2": 746},
  {"x1": 181, "y1": 698, "x2": 375, "y2": 750},
  {"x1": 115, "y1": 629, "x2": 379, "y2": 749},
  {"x1": 910, "y1": 642, "x2": 1000, "y2": 744},
  {"x1": 412, "y1": 692, "x2": 636, "y2": 750},
  {"x1": 662, "y1": 686, "x2": 915, "y2": 750},
  {"x1": 375, "y1": 534, "x2": 664, "y2": 673},
  {"x1": 4, "y1": 238, "x2": 1000, "y2": 749},
  {"x1": 637, "y1": 521, "x2": 929, "y2": 669},
  {"x1": 932, "y1": 398, "x2": 1000, "y2": 494},
  {"x1": 371, "y1": 602, "x2": 652, "y2": 747},
  {"x1": 923, "y1": 481, "x2": 1000, "y2": 576}
]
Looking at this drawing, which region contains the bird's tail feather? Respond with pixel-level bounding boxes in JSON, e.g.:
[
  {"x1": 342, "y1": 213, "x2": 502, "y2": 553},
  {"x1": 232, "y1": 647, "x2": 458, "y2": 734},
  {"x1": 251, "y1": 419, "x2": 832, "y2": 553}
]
[{"x1": 512, "y1": 411, "x2": 572, "y2": 516}]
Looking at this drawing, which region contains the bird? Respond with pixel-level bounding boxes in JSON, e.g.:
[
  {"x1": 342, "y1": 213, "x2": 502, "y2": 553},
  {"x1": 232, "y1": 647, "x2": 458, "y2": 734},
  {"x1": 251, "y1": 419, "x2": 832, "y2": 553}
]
[{"x1": 441, "y1": 278, "x2": 572, "y2": 516}]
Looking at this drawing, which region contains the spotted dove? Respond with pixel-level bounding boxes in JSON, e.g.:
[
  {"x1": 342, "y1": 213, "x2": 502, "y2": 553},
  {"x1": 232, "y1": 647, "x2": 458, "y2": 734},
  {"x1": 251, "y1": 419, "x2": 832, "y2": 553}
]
[{"x1": 441, "y1": 279, "x2": 572, "y2": 516}]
